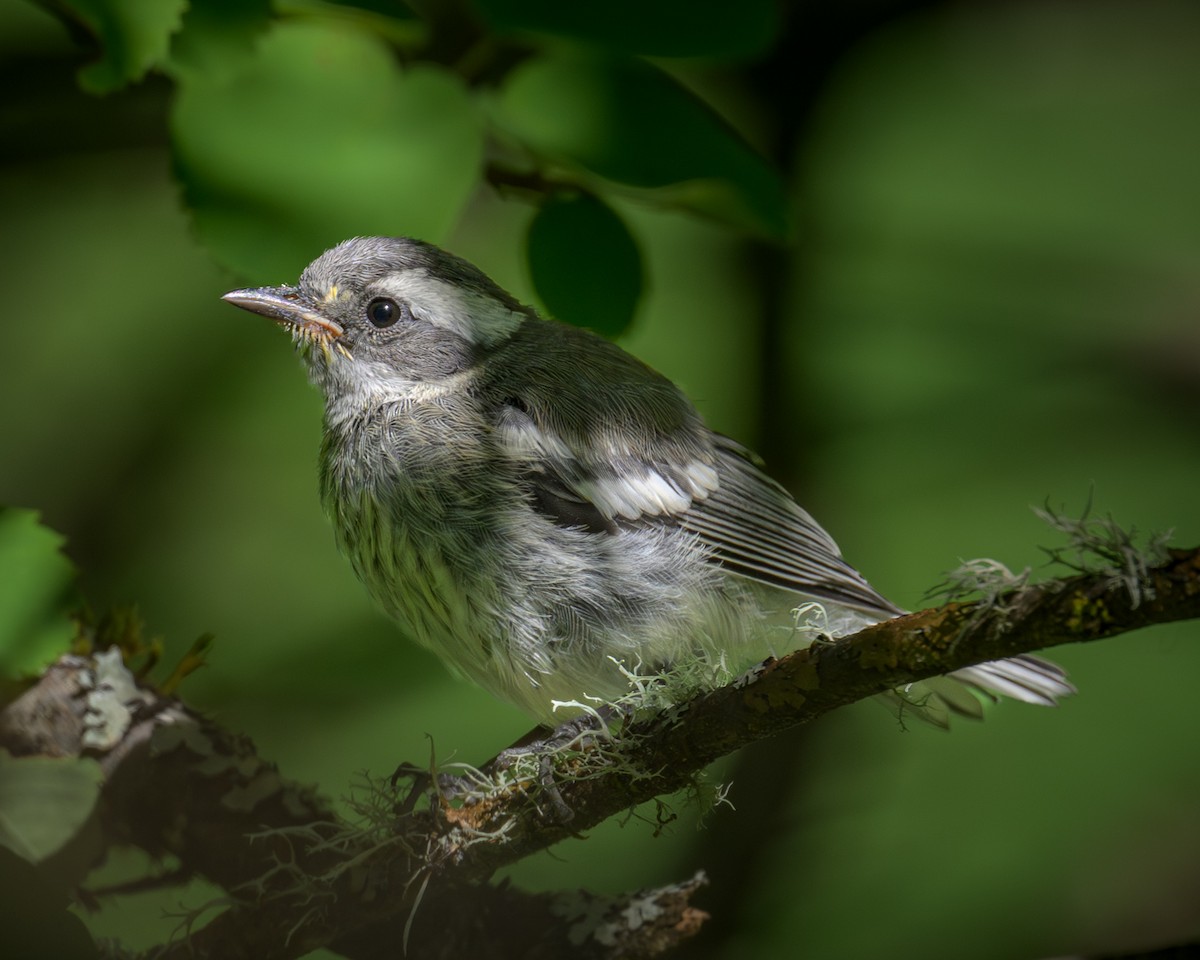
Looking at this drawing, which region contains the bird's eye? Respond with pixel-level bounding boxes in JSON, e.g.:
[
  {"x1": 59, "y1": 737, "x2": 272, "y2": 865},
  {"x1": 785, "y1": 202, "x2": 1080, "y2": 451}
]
[{"x1": 366, "y1": 298, "x2": 405, "y2": 328}]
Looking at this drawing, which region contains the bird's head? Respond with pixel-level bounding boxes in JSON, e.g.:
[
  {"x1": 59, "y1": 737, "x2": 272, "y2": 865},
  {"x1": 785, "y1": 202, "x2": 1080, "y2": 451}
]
[{"x1": 223, "y1": 237, "x2": 532, "y2": 405}]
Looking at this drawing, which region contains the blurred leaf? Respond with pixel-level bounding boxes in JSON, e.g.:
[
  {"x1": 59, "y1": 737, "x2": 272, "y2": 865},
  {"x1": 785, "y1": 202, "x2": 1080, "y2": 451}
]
[
  {"x1": 167, "y1": 0, "x2": 271, "y2": 83},
  {"x1": 474, "y1": 0, "x2": 778, "y2": 58},
  {"x1": 59, "y1": 0, "x2": 186, "y2": 93},
  {"x1": 274, "y1": 0, "x2": 424, "y2": 44},
  {"x1": 171, "y1": 20, "x2": 484, "y2": 280},
  {"x1": 0, "y1": 755, "x2": 103, "y2": 864},
  {"x1": 0, "y1": 509, "x2": 75, "y2": 677},
  {"x1": 315, "y1": 0, "x2": 419, "y2": 19},
  {"x1": 493, "y1": 51, "x2": 787, "y2": 236},
  {"x1": 526, "y1": 192, "x2": 642, "y2": 336}
]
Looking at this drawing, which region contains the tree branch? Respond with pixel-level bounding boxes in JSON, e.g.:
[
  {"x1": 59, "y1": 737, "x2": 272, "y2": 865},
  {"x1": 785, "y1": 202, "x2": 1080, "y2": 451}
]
[
  {"x1": 443, "y1": 546, "x2": 1200, "y2": 877},
  {"x1": 2, "y1": 547, "x2": 1196, "y2": 959}
]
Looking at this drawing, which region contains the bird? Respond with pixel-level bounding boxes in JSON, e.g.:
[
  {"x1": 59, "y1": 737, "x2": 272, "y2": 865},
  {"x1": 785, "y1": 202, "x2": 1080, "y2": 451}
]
[{"x1": 222, "y1": 236, "x2": 1074, "y2": 728}]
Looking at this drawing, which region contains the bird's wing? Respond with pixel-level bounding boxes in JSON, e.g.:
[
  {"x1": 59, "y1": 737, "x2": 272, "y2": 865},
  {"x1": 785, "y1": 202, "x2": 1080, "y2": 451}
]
[
  {"x1": 485, "y1": 319, "x2": 721, "y2": 530},
  {"x1": 492, "y1": 398, "x2": 718, "y2": 533},
  {"x1": 485, "y1": 319, "x2": 897, "y2": 618},
  {"x1": 681, "y1": 436, "x2": 902, "y2": 618},
  {"x1": 493, "y1": 404, "x2": 896, "y2": 619}
]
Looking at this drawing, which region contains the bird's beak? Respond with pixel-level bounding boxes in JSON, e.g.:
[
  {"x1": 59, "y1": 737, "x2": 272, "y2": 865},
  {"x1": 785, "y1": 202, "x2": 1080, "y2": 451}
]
[{"x1": 222, "y1": 286, "x2": 345, "y2": 344}]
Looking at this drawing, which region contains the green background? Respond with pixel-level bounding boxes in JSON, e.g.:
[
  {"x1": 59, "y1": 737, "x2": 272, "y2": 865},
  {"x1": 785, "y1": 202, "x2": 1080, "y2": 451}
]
[{"x1": 1, "y1": 1, "x2": 1198, "y2": 957}]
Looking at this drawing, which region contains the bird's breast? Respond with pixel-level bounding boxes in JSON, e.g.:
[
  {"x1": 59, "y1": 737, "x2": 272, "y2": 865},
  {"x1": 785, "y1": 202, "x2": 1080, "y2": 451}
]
[{"x1": 319, "y1": 398, "x2": 516, "y2": 662}]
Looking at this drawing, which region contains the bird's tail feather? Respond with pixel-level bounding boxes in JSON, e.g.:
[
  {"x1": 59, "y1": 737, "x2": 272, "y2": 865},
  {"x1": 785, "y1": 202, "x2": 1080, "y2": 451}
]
[{"x1": 883, "y1": 654, "x2": 1076, "y2": 729}]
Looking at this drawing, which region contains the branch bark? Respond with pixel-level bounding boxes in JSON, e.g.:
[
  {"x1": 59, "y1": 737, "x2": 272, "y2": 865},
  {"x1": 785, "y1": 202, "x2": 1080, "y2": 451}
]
[
  {"x1": 443, "y1": 546, "x2": 1200, "y2": 876},
  {"x1": 2, "y1": 547, "x2": 1197, "y2": 959}
]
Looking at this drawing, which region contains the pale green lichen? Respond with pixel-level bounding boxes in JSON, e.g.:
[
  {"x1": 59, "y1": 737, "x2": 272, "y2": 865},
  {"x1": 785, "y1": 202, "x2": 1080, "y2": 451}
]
[
  {"x1": 927, "y1": 500, "x2": 1171, "y2": 624},
  {"x1": 551, "y1": 871, "x2": 708, "y2": 949},
  {"x1": 148, "y1": 721, "x2": 214, "y2": 760},
  {"x1": 1035, "y1": 499, "x2": 1171, "y2": 608},
  {"x1": 80, "y1": 647, "x2": 154, "y2": 750},
  {"x1": 601, "y1": 652, "x2": 737, "y2": 722}
]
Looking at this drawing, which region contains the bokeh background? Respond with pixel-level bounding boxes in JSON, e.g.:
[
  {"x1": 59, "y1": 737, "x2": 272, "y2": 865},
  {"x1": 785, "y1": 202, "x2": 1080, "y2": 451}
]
[{"x1": 2, "y1": 0, "x2": 1199, "y2": 957}]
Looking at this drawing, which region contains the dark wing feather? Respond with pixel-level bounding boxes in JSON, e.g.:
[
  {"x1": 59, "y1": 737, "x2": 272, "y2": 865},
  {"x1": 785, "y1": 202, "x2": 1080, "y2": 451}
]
[{"x1": 521, "y1": 459, "x2": 618, "y2": 535}]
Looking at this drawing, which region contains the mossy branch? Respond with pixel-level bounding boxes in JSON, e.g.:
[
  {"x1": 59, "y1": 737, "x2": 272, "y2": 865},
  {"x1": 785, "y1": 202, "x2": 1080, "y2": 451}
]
[
  {"x1": 443, "y1": 545, "x2": 1200, "y2": 877},
  {"x1": 2, "y1": 544, "x2": 1197, "y2": 960}
]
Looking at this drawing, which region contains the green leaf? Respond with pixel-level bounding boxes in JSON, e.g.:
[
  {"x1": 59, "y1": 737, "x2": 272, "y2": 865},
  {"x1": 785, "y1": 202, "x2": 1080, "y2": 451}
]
[
  {"x1": 171, "y1": 20, "x2": 484, "y2": 280},
  {"x1": 475, "y1": 0, "x2": 778, "y2": 58},
  {"x1": 296, "y1": 0, "x2": 420, "y2": 22},
  {"x1": 493, "y1": 52, "x2": 787, "y2": 237},
  {"x1": 0, "y1": 509, "x2": 76, "y2": 677},
  {"x1": 59, "y1": 0, "x2": 187, "y2": 93},
  {"x1": 0, "y1": 755, "x2": 103, "y2": 864},
  {"x1": 166, "y1": 0, "x2": 272, "y2": 83},
  {"x1": 527, "y1": 192, "x2": 642, "y2": 337}
]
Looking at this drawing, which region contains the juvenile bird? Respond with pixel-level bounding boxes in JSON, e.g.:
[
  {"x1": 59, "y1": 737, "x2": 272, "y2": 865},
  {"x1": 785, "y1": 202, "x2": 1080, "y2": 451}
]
[{"x1": 223, "y1": 237, "x2": 1073, "y2": 726}]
